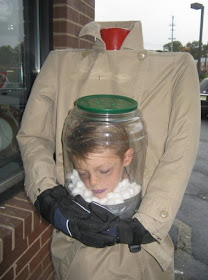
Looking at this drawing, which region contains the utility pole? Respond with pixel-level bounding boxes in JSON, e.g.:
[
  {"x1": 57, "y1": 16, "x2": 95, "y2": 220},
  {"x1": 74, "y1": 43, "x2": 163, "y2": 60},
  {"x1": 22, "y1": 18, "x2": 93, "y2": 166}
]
[{"x1": 169, "y1": 16, "x2": 176, "y2": 52}]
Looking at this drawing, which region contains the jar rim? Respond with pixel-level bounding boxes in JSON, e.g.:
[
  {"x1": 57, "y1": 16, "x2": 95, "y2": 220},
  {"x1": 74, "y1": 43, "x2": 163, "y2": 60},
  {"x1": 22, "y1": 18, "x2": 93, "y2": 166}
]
[{"x1": 75, "y1": 95, "x2": 138, "y2": 114}]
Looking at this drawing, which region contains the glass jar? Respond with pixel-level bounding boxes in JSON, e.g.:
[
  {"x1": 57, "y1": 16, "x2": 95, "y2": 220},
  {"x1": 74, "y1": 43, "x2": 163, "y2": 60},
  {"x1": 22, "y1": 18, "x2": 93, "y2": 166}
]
[{"x1": 62, "y1": 95, "x2": 147, "y2": 219}]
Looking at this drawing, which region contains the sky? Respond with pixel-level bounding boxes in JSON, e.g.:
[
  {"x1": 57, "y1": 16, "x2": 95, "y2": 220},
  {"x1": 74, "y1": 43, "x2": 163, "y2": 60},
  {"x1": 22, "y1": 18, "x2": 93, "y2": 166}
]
[{"x1": 95, "y1": 0, "x2": 208, "y2": 50}]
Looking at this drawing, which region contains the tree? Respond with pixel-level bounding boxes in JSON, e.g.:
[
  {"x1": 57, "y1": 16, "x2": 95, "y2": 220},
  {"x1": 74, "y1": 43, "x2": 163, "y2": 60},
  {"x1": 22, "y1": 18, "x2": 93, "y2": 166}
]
[
  {"x1": 185, "y1": 41, "x2": 199, "y2": 59},
  {"x1": 0, "y1": 45, "x2": 14, "y2": 67},
  {"x1": 0, "y1": 45, "x2": 21, "y2": 69},
  {"x1": 163, "y1": 41, "x2": 183, "y2": 52},
  {"x1": 0, "y1": 44, "x2": 23, "y2": 86},
  {"x1": 202, "y1": 43, "x2": 208, "y2": 58}
]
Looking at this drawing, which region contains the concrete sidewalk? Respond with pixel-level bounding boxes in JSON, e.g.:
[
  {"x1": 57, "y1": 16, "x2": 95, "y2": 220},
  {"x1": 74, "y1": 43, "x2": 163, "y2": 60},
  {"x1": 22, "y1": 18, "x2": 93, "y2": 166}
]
[{"x1": 170, "y1": 117, "x2": 208, "y2": 280}]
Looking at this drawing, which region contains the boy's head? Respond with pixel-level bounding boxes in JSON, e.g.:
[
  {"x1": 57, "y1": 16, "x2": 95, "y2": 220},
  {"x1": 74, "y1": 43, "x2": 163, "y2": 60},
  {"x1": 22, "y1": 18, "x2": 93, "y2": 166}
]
[{"x1": 65, "y1": 121, "x2": 134, "y2": 198}]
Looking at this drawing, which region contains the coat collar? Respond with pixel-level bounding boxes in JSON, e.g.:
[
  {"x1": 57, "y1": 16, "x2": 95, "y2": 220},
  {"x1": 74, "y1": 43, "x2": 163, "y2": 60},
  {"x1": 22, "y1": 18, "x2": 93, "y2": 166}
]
[{"x1": 79, "y1": 21, "x2": 144, "y2": 51}]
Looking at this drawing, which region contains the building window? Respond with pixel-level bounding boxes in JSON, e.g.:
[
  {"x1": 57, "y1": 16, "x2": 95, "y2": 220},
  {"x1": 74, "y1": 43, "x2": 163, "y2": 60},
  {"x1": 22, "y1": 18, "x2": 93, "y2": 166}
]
[{"x1": 0, "y1": 0, "x2": 52, "y2": 194}]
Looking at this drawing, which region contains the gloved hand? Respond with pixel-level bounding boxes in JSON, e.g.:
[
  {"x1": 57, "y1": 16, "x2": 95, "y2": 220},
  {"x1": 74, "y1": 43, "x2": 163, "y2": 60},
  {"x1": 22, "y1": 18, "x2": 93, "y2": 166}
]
[
  {"x1": 116, "y1": 218, "x2": 149, "y2": 245},
  {"x1": 34, "y1": 185, "x2": 119, "y2": 247},
  {"x1": 98, "y1": 217, "x2": 156, "y2": 252}
]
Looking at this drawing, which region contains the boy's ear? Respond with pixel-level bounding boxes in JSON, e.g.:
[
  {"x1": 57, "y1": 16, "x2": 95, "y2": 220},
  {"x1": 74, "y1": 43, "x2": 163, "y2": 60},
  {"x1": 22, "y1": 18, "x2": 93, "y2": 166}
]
[{"x1": 123, "y1": 148, "x2": 134, "y2": 166}]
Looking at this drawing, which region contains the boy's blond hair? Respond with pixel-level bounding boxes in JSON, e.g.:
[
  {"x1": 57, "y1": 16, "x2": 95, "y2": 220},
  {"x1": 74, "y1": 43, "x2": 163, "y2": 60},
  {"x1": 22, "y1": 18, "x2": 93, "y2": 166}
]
[{"x1": 64, "y1": 121, "x2": 130, "y2": 161}]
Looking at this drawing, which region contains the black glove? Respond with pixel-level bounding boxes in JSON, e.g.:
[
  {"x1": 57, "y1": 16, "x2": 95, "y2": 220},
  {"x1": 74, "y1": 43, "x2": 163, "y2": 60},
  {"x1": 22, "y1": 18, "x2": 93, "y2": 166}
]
[
  {"x1": 34, "y1": 185, "x2": 119, "y2": 247},
  {"x1": 100, "y1": 217, "x2": 156, "y2": 252}
]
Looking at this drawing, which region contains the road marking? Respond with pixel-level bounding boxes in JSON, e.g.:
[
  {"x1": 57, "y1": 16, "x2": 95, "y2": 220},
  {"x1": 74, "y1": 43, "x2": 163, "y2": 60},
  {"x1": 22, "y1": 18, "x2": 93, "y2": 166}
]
[{"x1": 173, "y1": 218, "x2": 192, "y2": 254}]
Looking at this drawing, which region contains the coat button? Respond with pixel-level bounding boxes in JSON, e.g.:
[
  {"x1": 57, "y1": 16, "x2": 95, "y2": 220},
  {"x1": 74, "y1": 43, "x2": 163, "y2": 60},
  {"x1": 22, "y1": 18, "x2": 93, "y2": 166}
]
[
  {"x1": 160, "y1": 210, "x2": 168, "y2": 218},
  {"x1": 137, "y1": 52, "x2": 146, "y2": 60},
  {"x1": 82, "y1": 50, "x2": 88, "y2": 58}
]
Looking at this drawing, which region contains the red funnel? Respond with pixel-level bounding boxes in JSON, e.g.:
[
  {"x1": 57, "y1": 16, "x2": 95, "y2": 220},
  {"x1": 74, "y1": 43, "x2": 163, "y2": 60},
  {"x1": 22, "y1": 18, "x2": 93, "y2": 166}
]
[{"x1": 100, "y1": 28, "x2": 130, "y2": 50}]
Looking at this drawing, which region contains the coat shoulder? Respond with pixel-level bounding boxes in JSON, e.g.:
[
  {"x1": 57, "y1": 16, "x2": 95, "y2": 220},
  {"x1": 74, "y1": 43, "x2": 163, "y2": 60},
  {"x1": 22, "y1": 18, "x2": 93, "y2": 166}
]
[{"x1": 147, "y1": 50, "x2": 194, "y2": 63}]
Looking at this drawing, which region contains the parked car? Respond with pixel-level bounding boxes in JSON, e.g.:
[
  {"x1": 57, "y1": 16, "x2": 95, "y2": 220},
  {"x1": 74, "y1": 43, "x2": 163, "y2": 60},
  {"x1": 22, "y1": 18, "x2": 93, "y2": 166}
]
[{"x1": 200, "y1": 78, "x2": 208, "y2": 117}]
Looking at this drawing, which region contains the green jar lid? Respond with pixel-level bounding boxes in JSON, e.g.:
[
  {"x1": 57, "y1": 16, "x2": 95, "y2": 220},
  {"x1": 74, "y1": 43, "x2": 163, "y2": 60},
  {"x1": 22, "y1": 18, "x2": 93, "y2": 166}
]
[{"x1": 76, "y1": 95, "x2": 138, "y2": 114}]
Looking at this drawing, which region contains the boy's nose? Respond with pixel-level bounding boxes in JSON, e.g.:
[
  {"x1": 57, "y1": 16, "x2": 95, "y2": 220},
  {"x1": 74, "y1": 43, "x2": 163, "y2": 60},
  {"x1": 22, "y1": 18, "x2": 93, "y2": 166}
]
[{"x1": 89, "y1": 174, "x2": 99, "y2": 187}]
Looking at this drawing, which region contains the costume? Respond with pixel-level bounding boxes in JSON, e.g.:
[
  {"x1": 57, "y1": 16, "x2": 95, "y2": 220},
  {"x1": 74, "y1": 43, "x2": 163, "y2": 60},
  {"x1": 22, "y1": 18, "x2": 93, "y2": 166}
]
[{"x1": 17, "y1": 21, "x2": 200, "y2": 279}]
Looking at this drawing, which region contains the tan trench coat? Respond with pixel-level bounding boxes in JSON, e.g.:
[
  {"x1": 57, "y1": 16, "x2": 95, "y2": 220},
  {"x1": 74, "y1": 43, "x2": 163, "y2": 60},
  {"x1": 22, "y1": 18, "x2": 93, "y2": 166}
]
[{"x1": 17, "y1": 21, "x2": 200, "y2": 279}]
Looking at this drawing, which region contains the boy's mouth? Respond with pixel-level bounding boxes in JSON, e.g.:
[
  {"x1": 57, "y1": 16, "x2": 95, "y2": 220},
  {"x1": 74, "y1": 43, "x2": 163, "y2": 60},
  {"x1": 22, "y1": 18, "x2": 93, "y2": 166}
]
[{"x1": 92, "y1": 189, "x2": 107, "y2": 194}]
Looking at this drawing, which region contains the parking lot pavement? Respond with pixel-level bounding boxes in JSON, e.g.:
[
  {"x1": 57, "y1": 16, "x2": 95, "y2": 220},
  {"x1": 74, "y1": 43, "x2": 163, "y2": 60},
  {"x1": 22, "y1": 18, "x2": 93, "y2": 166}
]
[{"x1": 170, "y1": 117, "x2": 208, "y2": 280}]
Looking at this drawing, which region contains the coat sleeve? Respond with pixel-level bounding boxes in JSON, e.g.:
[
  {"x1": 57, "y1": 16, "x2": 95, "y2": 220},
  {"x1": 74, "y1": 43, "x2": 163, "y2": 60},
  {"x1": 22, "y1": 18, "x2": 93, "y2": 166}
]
[
  {"x1": 17, "y1": 51, "x2": 58, "y2": 203},
  {"x1": 135, "y1": 53, "x2": 201, "y2": 241}
]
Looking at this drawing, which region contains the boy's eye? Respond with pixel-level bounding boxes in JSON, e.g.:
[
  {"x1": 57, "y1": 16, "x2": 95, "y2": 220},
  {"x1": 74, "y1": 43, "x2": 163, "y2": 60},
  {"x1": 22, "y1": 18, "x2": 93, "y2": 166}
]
[
  {"x1": 100, "y1": 169, "x2": 110, "y2": 174},
  {"x1": 78, "y1": 171, "x2": 88, "y2": 178}
]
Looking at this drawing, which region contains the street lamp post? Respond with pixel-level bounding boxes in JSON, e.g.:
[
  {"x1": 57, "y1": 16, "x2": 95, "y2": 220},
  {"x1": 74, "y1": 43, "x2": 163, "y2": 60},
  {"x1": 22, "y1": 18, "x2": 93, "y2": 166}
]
[{"x1": 191, "y1": 2, "x2": 204, "y2": 74}]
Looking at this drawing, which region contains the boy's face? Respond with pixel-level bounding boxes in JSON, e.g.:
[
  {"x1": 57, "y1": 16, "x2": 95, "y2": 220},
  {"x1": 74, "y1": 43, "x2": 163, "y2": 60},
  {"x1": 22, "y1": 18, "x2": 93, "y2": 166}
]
[{"x1": 74, "y1": 148, "x2": 133, "y2": 199}]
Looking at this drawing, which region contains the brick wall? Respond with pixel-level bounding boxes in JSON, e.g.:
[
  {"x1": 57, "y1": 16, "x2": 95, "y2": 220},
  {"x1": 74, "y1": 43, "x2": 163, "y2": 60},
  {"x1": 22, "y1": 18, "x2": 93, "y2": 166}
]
[
  {"x1": 53, "y1": 0, "x2": 95, "y2": 49},
  {"x1": 0, "y1": 192, "x2": 55, "y2": 280}
]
